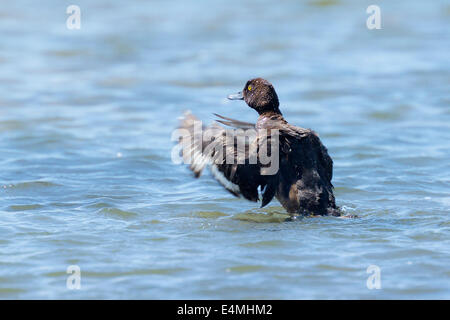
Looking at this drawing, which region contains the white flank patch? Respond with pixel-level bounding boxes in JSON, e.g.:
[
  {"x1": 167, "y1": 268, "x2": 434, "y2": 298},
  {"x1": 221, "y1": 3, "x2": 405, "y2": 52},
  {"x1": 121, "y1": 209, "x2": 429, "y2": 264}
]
[{"x1": 210, "y1": 165, "x2": 240, "y2": 195}]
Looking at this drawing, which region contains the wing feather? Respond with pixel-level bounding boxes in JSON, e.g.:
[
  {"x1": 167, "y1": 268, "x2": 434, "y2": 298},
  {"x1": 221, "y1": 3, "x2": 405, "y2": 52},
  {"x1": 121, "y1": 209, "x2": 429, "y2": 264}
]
[{"x1": 178, "y1": 112, "x2": 268, "y2": 201}]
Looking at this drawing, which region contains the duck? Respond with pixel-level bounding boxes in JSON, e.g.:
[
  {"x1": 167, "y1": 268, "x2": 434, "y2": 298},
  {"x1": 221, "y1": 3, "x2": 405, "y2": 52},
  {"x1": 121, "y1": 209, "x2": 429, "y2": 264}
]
[{"x1": 177, "y1": 78, "x2": 340, "y2": 217}]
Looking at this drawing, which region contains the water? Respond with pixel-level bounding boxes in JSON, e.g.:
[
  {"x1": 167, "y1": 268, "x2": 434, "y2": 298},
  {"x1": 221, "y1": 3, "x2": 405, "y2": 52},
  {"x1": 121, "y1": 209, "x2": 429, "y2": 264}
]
[{"x1": 0, "y1": 0, "x2": 449, "y2": 299}]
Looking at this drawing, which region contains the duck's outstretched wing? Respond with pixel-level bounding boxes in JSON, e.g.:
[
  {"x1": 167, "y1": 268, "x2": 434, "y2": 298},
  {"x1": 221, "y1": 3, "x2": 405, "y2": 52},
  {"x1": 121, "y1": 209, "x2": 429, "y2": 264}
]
[
  {"x1": 177, "y1": 112, "x2": 276, "y2": 206},
  {"x1": 213, "y1": 113, "x2": 255, "y2": 129}
]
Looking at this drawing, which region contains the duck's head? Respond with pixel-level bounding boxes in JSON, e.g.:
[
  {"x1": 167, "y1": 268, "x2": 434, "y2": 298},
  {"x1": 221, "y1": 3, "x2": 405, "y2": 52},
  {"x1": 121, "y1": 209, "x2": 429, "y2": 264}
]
[{"x1": 228, "y1": 78, "x2": 281, "y2": 115}]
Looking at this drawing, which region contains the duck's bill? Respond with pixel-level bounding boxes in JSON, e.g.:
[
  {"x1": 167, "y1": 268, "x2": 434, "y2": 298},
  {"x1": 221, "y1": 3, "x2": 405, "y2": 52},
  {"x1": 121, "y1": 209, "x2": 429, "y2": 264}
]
[{"x1": 227, "y1": 91, "x2": 244, "y2": 100}]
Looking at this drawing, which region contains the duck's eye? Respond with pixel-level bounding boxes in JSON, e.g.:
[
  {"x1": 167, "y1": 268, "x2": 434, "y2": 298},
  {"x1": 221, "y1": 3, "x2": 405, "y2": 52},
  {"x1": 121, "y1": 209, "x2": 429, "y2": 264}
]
[{"x1": 247, "y1": 85, "x2": 252, "y2": 91}]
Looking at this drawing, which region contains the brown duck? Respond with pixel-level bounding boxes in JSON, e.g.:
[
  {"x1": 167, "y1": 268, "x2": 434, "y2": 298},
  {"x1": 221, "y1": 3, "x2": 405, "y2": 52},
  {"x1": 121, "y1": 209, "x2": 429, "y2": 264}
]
[{"x1": 178, "y1": 78, "x2": 340, "y2": 217}]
